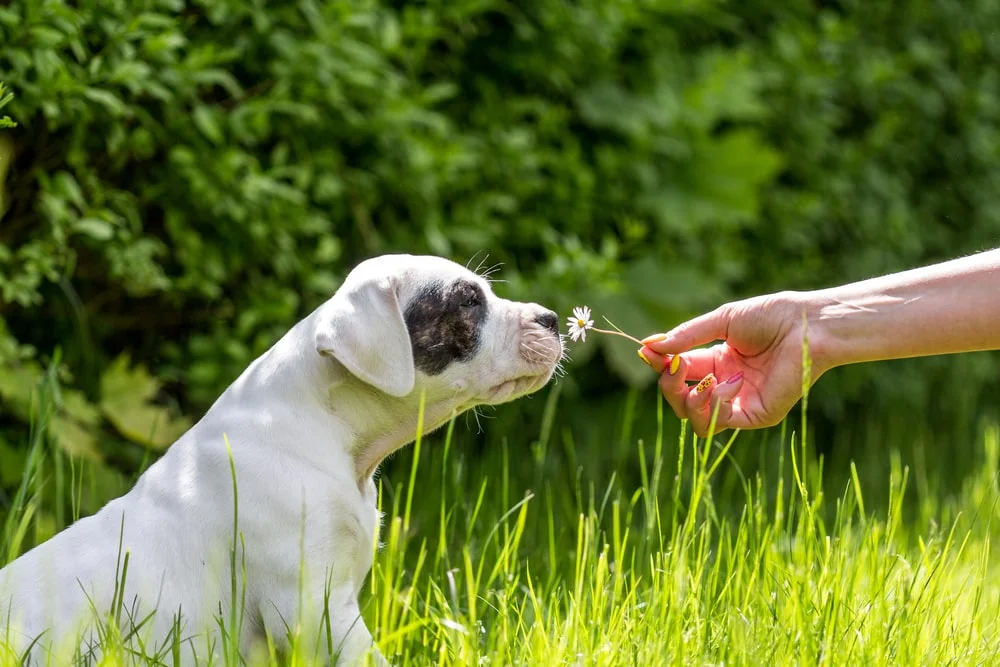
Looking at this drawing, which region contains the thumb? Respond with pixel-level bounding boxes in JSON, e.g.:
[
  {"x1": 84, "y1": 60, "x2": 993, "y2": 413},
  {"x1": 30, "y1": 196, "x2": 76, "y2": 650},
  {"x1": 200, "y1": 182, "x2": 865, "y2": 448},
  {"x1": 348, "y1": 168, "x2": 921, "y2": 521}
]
[{"x1": 641, "y1": 306, "x2": 731, "y2": 354}]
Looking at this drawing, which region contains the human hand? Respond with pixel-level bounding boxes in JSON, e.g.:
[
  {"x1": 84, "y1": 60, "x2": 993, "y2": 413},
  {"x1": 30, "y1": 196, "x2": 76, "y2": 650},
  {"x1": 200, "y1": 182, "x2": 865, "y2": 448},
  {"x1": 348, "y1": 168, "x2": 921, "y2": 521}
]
[{"x1": 638, "y1": 291, "x2": 823, "y2": 437}]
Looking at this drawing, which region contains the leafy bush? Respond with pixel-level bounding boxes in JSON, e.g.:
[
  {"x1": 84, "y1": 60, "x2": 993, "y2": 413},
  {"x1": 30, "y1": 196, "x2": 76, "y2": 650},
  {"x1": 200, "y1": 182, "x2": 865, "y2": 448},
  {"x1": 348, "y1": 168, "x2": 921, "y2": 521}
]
[{"x1": 1, "y1": 0, "x2": 998, "y2": 533}]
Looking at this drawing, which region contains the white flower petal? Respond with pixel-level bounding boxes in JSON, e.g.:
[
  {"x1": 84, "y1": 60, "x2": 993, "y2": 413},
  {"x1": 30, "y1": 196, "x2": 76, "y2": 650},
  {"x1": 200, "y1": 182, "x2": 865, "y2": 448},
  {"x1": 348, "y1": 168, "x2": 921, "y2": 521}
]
[{"x1": 565, "y1": 306, "x2": 596, "y2": 343}]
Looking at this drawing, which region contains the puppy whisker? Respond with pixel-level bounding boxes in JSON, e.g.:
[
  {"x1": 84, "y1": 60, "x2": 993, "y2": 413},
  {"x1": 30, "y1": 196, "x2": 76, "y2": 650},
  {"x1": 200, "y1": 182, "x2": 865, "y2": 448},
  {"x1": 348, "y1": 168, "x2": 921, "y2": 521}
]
[
  {"x1": 465, "y1": 407, "x2": 485, "y2": 434},
  {"x1": 519, "y1": 342, "x2": 550, "y2": 365},
  {"x1": 478, "y1": 262, "x2": 504, "y2": 280},
  {"x1": 466, "y1": 250, "x2": 488, "y2": 272}
]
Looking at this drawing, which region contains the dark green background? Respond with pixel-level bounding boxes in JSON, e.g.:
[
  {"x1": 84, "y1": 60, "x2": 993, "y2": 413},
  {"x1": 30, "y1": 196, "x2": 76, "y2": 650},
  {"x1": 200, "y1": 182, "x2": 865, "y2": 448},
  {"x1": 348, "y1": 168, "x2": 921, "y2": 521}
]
[{"x1": 1, "y1": 0, "x2": 998, "y2": 539}]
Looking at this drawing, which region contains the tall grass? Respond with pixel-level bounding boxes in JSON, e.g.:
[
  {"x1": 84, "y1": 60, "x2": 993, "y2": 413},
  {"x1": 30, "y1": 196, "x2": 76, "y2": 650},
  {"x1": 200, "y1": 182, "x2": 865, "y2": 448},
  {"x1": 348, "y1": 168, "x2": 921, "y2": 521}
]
[
  {"x1": 365, "y1": 394, "x2": 1000, "y2": 666},
  {"x1": 2, "y1": 368, "x2": 999, "y2": 665}
]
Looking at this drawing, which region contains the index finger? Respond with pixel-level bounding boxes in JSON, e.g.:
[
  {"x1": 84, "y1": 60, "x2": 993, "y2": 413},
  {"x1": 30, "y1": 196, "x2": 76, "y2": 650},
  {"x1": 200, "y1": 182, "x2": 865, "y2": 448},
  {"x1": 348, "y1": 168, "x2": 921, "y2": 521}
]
[{"x1": 642, "y1": 306, "x2": 730, "y2": 355}]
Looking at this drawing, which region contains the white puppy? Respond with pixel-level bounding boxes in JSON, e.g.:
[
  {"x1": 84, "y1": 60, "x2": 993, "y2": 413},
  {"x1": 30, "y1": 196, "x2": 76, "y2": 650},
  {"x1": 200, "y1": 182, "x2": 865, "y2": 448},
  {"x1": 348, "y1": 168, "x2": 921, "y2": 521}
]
[{"x1": 0, "y1": 254, "x2": 563, "y2": 665}]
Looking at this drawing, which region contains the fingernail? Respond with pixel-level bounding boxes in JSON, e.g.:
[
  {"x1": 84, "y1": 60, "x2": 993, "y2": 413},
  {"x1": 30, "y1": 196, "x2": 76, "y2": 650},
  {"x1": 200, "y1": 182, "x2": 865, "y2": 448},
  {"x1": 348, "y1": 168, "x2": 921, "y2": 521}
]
[
  {"x1": 695, "y1": 374, "x2": 716, "y2": 394},
  {"x1": 641, "y1": 333, "x2": 668, "y2": 344},
  {"x1": 637, "y1": 349, "x2": 653, "y2": 367},
  {"x1": 725, "y1": 372, "x2": 744, "y2": 385},
  {"x1": 669, "y1": 355, "x2": 681, "y2": 375}
]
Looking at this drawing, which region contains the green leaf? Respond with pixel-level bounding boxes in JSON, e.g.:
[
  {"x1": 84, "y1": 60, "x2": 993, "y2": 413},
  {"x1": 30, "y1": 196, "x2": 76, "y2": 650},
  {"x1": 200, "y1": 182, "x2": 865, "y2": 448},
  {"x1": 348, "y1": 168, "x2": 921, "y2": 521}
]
[
  {"x1": 621, "y1": 256, "x2": 726, "y2": 313},
  {"x1": 0, "y1": 82, "x2": 13, "y2": 112},
  {"x1": 0, "y1": 361, "x2": 42, "y2": 422},
  {"x1": 51, "y1": 389, "x2": 102, "y2": 459},
  {"x1": 82, "y1": 87, "x2": 128, "y2": 117},
  {"x1": 0, "y1": 360, "x2": 102, "y2": 459},
  {"x1": 99, "y1": 354, "x2": 191, "y2": 449},
  {"x1": 73, "y1": 217, "x2": 115, "y2": 241},
  {"x1": 192, "y1": 105, "x2": 224, "y2": 145},
  {"x1": 0, "y1": 133, "x2": 13, "y2": 219},
  {"x1": 53, "y1": 172, "x2": 86, "y2": 211},
  {"x1": 50, "y1": 415, "x2": 100, "y2": 460},
  {"x1": 683, "y1": 48, "x2": 768, "y2": 129},
  {"x1": 641, "y1": 130, "x2": 783, "y2": 232}
]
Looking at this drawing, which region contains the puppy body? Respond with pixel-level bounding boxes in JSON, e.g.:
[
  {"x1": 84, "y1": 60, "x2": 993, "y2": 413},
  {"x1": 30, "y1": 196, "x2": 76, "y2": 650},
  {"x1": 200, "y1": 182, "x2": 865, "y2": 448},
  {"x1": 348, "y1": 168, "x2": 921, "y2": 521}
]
[{"x1": 0, "y1": 254, "x2": 562, "y2": 665}]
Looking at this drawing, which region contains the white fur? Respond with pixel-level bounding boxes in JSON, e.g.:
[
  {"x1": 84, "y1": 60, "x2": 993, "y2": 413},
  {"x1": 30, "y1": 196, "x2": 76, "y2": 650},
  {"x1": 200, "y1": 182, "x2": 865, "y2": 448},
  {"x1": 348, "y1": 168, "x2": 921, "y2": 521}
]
[{"x1": 0, "y1": 254, "x2": 562, "y2": 665}]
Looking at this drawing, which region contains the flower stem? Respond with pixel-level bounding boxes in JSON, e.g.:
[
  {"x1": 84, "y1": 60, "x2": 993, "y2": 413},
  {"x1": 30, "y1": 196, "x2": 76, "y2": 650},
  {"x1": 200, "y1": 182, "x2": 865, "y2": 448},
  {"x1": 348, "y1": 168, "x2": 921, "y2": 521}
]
[
  {"x1": 592, "y1": 316, "x2": 644, "y2": 345},
  {"x1": 590, "y1": 327, "x2": 643, "y2": 344}
]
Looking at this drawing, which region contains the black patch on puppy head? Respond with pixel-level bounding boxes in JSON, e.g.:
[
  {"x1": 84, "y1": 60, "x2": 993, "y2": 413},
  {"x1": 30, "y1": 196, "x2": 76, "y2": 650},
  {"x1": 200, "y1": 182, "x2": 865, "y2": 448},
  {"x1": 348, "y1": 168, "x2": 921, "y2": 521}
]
[{"x1": 404, "y1": 279, "x2": 488, "y2": 375}]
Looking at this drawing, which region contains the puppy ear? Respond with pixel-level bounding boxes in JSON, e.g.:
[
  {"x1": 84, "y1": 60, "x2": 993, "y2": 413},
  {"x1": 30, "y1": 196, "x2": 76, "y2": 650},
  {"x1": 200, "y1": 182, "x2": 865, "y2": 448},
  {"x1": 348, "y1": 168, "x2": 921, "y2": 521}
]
[{"x1": 314, "y1": 274, "x2": 416, "y2": 397}]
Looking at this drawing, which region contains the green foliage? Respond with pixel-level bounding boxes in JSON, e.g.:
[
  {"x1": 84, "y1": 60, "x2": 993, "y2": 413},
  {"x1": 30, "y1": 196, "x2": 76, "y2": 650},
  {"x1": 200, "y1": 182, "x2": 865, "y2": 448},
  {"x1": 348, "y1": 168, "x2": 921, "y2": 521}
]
[
  {"x1": 99, "y1": 354, "x2": 191, "y2": 450},
  {"x1": 0, "y1": 0, "x2": 998, "y2": 520},
  {"x1": 0, "y1": 83, "x2": 14, "y2": 130}
]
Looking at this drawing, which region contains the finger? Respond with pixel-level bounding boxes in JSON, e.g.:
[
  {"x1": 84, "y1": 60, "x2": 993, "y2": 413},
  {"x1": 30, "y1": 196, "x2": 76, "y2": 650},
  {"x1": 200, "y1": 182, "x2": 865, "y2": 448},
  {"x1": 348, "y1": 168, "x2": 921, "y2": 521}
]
[
  {"x1": 637, "y1": 346, "x2": 669, "y2": 374},
  {"x1": 639, "y1": 343, "x2": 716, "y2": 381},
  {"x1": 641, "y1": 305, "x2": 730, "y2": 355},
  {"x1": 687, "y1": 372, "x2": 744, "y2": 436},
  {"x1": 675, "y1": 347, "x2": 717, "y2": 381},
  {"x1": 658, "y1": 353, "x2": 693, "y2": 420},
  {"x1": 684, "y1": 373, "x2": 717, "y2": 433},
  {"x1": 686, "y1": 374, "x2": 725, "y2": 437},
  {"x1": 710, "y1": 372, "x2": 744, "y2": 405}
]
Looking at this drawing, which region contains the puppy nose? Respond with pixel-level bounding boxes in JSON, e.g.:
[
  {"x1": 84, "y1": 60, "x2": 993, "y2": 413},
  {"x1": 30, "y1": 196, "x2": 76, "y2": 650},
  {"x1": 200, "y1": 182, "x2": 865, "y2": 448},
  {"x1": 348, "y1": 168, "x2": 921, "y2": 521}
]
[{"x1": 535, "y1": 310, "x2": 559, "y2": 334}]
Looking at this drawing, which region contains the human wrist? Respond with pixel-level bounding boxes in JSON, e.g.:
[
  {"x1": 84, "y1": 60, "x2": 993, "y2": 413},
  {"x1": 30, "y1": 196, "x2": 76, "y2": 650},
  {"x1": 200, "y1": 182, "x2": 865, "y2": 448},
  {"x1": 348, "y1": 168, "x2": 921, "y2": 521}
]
[
  {"x1": 799, "y1": 281, "x2": 952, "y2": 371},
  {"x1": 778, "y1": 289, "x2": 852, "y2": 376}
]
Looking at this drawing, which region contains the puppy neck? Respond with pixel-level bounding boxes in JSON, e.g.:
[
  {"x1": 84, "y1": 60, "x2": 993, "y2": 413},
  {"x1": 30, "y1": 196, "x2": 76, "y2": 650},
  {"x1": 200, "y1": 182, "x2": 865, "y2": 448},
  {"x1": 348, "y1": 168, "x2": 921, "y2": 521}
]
[{"x1": 324, "y1": 375, "x2": 461, "y2": 486}]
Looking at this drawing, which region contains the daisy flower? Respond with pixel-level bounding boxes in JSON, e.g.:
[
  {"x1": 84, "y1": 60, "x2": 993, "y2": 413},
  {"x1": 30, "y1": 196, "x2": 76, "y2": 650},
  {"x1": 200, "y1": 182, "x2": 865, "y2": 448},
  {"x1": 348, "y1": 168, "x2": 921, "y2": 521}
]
[
  {"x1": 567, "y1": 306, "x2": 594, "y2": 342},
  {"x1": 564, "y1": 305, "x2": 643, "y2": 345}
]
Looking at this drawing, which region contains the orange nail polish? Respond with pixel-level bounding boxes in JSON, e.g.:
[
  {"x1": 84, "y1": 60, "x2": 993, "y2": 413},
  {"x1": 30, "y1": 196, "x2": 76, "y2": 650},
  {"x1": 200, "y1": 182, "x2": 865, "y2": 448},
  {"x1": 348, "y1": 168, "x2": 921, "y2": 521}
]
[{"x1": 695, "y1": 374, "x2": 715, "y2": 394}]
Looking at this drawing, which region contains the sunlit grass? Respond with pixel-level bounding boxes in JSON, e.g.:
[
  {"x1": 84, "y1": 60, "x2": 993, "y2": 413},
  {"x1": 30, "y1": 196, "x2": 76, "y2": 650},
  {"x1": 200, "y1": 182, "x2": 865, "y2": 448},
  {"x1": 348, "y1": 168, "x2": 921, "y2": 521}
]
[
  {"x1": 364, "y1": 397, "x2": 1000, "y2": 666},
  {"x1": 2, "y1": 373, "x2": 1000, "y2": 665}
]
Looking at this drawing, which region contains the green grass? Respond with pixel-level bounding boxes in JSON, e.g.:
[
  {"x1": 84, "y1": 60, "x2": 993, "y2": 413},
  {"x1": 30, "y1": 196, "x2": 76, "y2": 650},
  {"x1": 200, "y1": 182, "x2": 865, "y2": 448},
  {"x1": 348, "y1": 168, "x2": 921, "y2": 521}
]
[{"x1": 3, "y1": 375, "x2": 1000, "y2": 665}]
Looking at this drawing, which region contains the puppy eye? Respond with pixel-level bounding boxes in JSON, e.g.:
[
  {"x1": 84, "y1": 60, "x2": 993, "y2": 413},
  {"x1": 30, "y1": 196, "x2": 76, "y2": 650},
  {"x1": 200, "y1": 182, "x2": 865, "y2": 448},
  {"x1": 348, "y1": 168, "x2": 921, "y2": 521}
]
[{"x1": 461, "y1": 295, "x2": 481, "y2": 308}]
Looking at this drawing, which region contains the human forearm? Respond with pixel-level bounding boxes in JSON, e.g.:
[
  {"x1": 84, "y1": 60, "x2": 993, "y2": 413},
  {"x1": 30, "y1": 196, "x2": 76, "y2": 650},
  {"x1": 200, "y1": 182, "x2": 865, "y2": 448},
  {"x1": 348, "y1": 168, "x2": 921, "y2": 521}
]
[{"x1": 805, "y1": 249, "x2": 1000, "y2": 372}]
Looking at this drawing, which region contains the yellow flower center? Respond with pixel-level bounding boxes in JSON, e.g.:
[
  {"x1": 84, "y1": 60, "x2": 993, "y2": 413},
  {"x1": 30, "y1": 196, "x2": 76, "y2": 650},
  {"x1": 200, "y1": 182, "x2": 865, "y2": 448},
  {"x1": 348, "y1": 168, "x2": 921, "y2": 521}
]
[{"x1": 576, "y1": 319, "x2": 586, "y2": 327}]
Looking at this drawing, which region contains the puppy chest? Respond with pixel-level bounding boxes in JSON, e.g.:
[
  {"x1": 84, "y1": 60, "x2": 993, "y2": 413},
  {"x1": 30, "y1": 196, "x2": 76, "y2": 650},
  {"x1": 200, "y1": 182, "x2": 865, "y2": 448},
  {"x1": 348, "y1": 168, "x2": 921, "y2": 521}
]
[{"x1": 291, "y1": 494, "x2": 380, "y2": 590}]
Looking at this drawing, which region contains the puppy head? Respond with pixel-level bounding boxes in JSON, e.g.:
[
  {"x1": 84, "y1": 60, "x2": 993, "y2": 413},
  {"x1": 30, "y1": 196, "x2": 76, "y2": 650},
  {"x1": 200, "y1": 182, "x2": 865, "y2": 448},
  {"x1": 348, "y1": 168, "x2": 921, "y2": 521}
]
[{"x1": 314, "y1": 254, "x2": 563, "y2": 410}]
